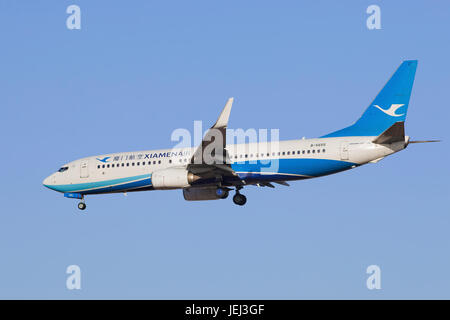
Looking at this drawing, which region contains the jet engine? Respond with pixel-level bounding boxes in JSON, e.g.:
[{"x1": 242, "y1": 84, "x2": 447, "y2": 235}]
[
  {"x1": 183, "y1": 187, "x2": 229, "y2": 201},
  {"x1": 152, "y1": 168, "x2": 200, "y2": 189}
]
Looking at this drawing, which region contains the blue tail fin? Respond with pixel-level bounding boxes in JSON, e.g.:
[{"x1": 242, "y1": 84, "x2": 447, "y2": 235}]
[{"x1": 322, "y1": 60, "x2": 418, "y2": 138}]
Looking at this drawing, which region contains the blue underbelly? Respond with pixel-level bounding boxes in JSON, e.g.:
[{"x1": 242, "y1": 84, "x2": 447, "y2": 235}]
[{"x1": 231, "y1": 158, "x2": 355, "y2": 180}]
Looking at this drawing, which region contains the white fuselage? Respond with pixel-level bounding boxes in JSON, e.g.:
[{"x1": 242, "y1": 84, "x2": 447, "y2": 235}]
[{"x1": 43, "y1": 136, "x2": 407, "y2": 195}]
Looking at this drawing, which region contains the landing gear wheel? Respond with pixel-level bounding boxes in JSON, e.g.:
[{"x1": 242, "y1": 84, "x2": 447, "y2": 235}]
[
  {"x1": 215, "y1": 188, "x2": 229, "y2": 199},
  {"x1": 78, "y1": 202, "x2": 86, "y2": 210},
  {"x1": 233, "y1": 193, "x2": 247, "y2": 206}
]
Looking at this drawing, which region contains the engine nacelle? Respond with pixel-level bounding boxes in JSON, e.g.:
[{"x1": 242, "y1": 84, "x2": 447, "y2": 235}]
[
  {"x1": 183, "y1": 187, "x2": 229, "y2": 201},
  {"x1": 152, "y1": 168, "x2": 199, "y2": 189}
]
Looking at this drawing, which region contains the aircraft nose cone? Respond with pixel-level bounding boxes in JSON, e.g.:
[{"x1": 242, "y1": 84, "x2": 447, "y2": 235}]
[{"x1": 43, "y1": 175, "x2": 53, "y2": 187}]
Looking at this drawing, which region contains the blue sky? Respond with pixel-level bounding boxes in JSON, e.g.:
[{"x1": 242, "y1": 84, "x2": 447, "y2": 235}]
[{"x1": 0, "y1": 1, "x2": 449, "y2": 299}]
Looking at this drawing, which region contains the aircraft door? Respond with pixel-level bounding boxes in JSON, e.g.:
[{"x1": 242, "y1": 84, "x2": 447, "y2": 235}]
[
  {"x1": 80, "y1": 160, "x2": 89, "y2": 178},
  {"x1": 340, "y1": 142, "x2": 349, "y2": 160}
]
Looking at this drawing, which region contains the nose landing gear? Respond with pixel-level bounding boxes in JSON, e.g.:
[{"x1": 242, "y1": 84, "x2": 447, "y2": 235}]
[{"x1": 64, "y1": 193, "x2": 86, "y2": 211}]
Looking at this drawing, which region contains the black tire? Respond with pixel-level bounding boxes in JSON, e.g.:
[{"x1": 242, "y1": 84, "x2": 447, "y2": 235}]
[
  {"x1": 216, "y1": 188, "x2": 229, "y2": 199},
  {"x1": 78, "y1": 202, "x2": 86, "y2": 210},
  {"x1": 232, "y1": 193, "x2": 247, "y2": 206}
]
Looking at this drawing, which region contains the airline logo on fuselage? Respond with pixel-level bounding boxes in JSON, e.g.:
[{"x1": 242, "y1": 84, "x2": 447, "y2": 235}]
[
  {"x1": 373, "y1": 104, "x2": 405, "y2": 117},
  {"x1": 97, "y1": 151, "x2": 192, "y2": 163},
  {"x1": 96, "y1": 157, "x2": 111, "y2": 163}
]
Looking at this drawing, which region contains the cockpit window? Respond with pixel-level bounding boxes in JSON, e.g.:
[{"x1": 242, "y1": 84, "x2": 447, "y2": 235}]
[{"x1": 58, "y1": 166, "x2": 69, "y2": 173}]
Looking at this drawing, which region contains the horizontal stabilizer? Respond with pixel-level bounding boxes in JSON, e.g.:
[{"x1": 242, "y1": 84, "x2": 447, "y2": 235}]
[
  {"x1": 373, "y1": 121, "x2": 405, "y2": 144},
  {"x1": 409, "y1": 140, "x2": 441, "y2": 144}
]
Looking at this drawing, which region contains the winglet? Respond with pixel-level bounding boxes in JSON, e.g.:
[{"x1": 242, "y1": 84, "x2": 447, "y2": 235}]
[
  {"x1": 190, "y1": 97, "x2": 234, "y2": 165},
  {"x1": 212, "y1": 97, "x2": 234, "y2": 128}
]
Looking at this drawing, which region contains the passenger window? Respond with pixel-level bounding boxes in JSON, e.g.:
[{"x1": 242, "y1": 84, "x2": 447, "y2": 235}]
[
  {"x1": 287, "y1": 151, "x2": 290, "y2": 155},
  {"x1": 307, "y1": 150, "x2": 310, "y2": 154},
  {"x1": 282, "y1": 152, "x2": 285, "y2": 156},
  {"x1": 312, "y1": 150, "x2": 315, "y2": 153},
  {"x1": 158, "y1": 160, "x2": 161, "y2": 164},
  {"x1": 169, "y1": 160, "x2": 172, "y2": 164},
  {"x1": 127, "y1": 163, "x2": 129, "y2": 166},
  {"x1": 102, "y1": 165, "x2": 105, "y2": 168},
  {"x1": 97, "y1": 165, "x2": 100, "y2": 169},
  {"x1": 323, "y1": 149, "x2": 326, "y2": 153},
  {"x1": 107, "y1": 164, "x2": 110, "y2": 168}
]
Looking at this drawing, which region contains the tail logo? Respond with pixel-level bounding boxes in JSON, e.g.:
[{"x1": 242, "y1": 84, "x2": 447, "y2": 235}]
[{"x1": 373, "y1": 104, "x2": 405, "y2": 117}]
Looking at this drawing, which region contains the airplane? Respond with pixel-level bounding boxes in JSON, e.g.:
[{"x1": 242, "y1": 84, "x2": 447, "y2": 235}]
[{"x1": 43, "y1": 60, "x2": 438, "y2": 210}]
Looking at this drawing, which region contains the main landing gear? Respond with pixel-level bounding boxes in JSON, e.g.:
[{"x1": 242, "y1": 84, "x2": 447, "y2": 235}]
[{"x1": 232, "y1": 186, "x2": 247, "y2": 206}]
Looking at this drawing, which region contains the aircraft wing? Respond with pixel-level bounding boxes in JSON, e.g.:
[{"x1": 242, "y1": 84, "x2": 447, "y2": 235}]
[{"x1": 256, "y1": 181, "x2": 290, "y2": 188}]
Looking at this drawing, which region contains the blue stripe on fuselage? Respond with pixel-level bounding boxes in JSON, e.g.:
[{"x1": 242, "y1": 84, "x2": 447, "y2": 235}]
[
  {"x1": 82, "y1": 176, "x2": 152, "y2": 194},
  {"x1": 231, "y1": 158, "x2": 356, "y2": 179},
  {"x1": 44, "y1": 174, "x2": 152, "y2": 194}
]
